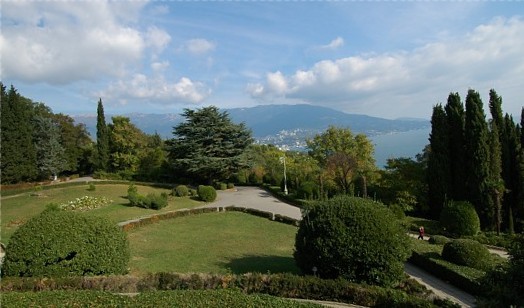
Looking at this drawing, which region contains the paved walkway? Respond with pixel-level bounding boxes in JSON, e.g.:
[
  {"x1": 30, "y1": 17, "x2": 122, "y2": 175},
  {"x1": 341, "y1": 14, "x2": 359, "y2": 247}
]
[{"x1": 205, "y1": 186, "x2": 477, "y2": 307}]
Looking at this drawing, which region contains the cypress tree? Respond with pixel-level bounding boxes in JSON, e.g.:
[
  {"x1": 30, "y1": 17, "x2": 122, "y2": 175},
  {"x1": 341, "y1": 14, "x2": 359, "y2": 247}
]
[
  {"x1": 444, "y1": 92, "x2": 466, "y2": 200},
  {"x1": 464, "y1": 89, "x2": 492, "y2": 229},
  {"x1": 428, "y1": 104, "x2": 450, "y2": 219},
  {"x1": 504, "y1": 115, "x2": 520, "y2": 233},
  {"x1": 96, "y1": 98, "x2": 110, "y2": 171},
  {"x1": 0, "y1": 84, "x2": 38, "y2": 183},
  {"x1": 488, "y1": 122, "x2": 504, "y2": 234}
]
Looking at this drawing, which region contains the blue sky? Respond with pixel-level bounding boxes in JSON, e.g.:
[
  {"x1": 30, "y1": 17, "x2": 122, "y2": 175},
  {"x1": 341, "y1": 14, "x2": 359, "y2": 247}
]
[{"x1": 2, "y1": 1, "x2": 523, "y2": 119}]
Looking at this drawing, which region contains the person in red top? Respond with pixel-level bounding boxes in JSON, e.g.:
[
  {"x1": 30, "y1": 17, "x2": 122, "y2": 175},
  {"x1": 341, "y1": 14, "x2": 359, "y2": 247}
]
[{"x1": 418, "y1": 226, "x2": 425, "y2": 240}]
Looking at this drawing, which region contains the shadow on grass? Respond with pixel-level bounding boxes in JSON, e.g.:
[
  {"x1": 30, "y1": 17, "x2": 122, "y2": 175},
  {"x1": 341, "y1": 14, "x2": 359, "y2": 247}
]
[{"x1": 220, "y1": 255, "x2": 300, "y2": 275}]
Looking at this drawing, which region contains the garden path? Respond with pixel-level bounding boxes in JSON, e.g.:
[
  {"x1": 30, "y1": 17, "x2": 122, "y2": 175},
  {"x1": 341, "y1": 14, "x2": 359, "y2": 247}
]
[{"x1": 203, "y1": 186, "x2": 477, "y2": 308}]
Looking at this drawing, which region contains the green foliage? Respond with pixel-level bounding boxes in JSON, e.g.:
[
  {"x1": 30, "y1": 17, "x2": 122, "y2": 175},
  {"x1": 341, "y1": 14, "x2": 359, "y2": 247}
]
[
  {"x1": 109, "y1": 116, "x2": 149, "y2": 173},
  {"x1": 227, "y1": 183, "x2": 235, "y2": 189},
  {"x1": 127, "y1": 184, "x2": 138, "y2": 195},
  {"x1": 428, "y1": 104, "x2": 450, "y2": 219},
  {"x1": 197, "y1": 185, "x2": 217, "y2": 202},
  {"x1": 441, "y1": 239, "x2": 492, "y2": 270},
  {"x1": 33, "y1": 115, "x2": 67, "y2": 179},
  {"x1": 2, "y1": 208, "x2": 129, "y2": 277},
  {"x1": 388, "y1": 204, "x2": 406, "y2": 220},
  {"x1": 96, "y1": 98, "x2": 110, "y2": 171},
  {"x1": 440, "y1": 201, "x2": 480, "y2": 236},
  {"x1": 87, "y1": 183, "x2": 96, "y2": 191},
  {"x1": 128, "y1": 188, "x2": 168, "y2": 210},
  {"x1": 174, "y1": 185, "x2": 189, "y2": 197},
  {"x1": 445, "y1": 92, "x2": 467, "y2": 201},
  {"x1": 294, "y1": 195, "x2": 411, "y2": 286},
  {"x1": 428, "y1": 235, "x2": 451, "y2": 245},
  {"x1": 168, "y1": 106, "x2": 253, "y2": 183},
  {"x1": 296, "y1": 181, "x2": 317, "y2": 200}
]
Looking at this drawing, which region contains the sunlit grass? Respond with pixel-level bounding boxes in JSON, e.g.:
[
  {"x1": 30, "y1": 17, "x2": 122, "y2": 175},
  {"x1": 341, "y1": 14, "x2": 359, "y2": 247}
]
[{"x1": 1, "y1": 183, "x2": 202, "y2": 243}]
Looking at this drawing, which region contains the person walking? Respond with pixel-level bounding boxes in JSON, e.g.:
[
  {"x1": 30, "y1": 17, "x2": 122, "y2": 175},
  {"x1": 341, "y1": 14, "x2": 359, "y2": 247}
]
[{"x1": 418, "y1": 226, "x2": 425, "y2": 240}]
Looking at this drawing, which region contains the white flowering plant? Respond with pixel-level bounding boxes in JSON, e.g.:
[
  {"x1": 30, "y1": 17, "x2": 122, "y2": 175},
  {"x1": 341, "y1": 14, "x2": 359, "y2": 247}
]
[{"x1": 59, "y1": 196, "x2": 113, "y2": 211}]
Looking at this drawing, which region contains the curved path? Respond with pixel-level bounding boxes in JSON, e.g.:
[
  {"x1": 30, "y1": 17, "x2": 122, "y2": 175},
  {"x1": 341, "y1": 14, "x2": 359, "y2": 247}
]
[{"x1": 203, "y1": 186, "x2": 476, "y2": 307}]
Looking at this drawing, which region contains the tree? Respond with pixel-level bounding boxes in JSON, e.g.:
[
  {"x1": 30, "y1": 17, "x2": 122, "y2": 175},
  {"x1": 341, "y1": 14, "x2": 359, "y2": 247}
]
[
  {"x1": 167, "y1": 106, "x2": 253, "y2": 183},
  {"x1": 504, "y1": 115, "x2": 521, "y2": 233},
  {"x1": 0, "y1": 84, "x2": 38, "y2": 183},
  {"x1": 108, "y1": 116, "x2": 148, "y2": 173},
  {"x1": 307, "y1": 126, "x2": 376, "y2": 197},
  {"x1": 428, "y1": 104, "x2": 450, "y2": 219},
  {"x1": 96, "y1": 98, "x2": 110, "y2": 171},
  {"x1": 32, "y1": 115, "x2": 66, "y2": 180},
  {"x1": 445, "y1": 92, "x2": 467, "y2": 200},
  {"x1": 464, "y1": 89, "x2": 492, "y2": 229},
  {"x1": 488, "y1": 122, "x2": 505, "y2": 235}
]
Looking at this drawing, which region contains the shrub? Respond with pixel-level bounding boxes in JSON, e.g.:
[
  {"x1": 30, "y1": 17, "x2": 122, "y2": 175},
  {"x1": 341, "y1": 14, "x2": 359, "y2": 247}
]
[
  {"x1": 227, "y1": 183, "x2": 235, "y2": 189},
  {"x1": 428, "y1": 235, "x2": 451, "y2": 245},
  {"x1": 189, "y1": 189, "x2": 198, "y2": 197},
  {"x1": 219, "y1": 183, "x2": 227, "y2": 191},
  {"x1": 440, "y1": 201, "x2": 480, "y2": 237},
  {"x1": 441, "y1": 239, "x2": 492, "y2": 270},
  {"x1": 296, "y1": 181, "x2": 317, "y2": 200},
  {"x1": 198, "y1": 185, "x2": 217, "y2": 202},
  {"x1": 2, "y1": 208, "x2": 129, "y2": 277},
  {"x1": 127, "y1": 184, "x2": 138, "y2": 196},
  {"x1": 388, "y1": 204, "x2": 406, "y2": 220},
  {"x1": 174, "y1": 185, "x2": 189, "y2": 197},
  {"x1": 87, "y1": 183, "x2": 96, "y2": 191},
  {"x1": 294, "y1": 196, "x2": 411, "y2": 287}
]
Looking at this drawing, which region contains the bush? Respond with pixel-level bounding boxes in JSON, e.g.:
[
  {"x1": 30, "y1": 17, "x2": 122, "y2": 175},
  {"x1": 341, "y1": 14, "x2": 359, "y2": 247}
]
[
  {"x1": 227, "y1": 183, "x2": 235, "y2": 189},
  {"x1": 2, "y1": 208, "x2": 129, "y2": 277},
  {"x1": 87, "y1": 183, "x2": 96, "y2": 191},
  {"x1": 147, "y1": 192, "x2": 168, "y2": 210},
  {"x1": 388, "y1": 204, "x2": 406, "y2": 220},
  {"x1": 296, "y1": 181, "x2": 317, "y2": 200},
  {"x1": 441, "y1": 239, "x2": 492, "y2": 270},
  {"x1": 198, "y1": 185, "x2": 217, "y2": 202},
  {"x1": 294, "y1": 196, "x2": 411, "y2": 287},
  {"x1": 428, "y1": 235, "x2": 451, "y2": 245},
  {"x1": 440, "y1": 201, "x2": 480, "y2": 237},
  {"x1": 173, "y1": 185, "x2": 189, "y2": 197},
  {"x1": 128, "y1": 184, "x2": 138, "y2": 195}
]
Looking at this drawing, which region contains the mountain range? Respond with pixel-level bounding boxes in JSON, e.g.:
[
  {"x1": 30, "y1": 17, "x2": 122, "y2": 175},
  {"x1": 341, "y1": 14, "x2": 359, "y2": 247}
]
[{"x1": 73, "y1": 104, "x2": 429, "y2": 141}]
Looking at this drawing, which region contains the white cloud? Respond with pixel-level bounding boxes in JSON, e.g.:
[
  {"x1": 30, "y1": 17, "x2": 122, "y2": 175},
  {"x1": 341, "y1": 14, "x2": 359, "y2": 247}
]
[
  {"x1": 0, "y1": 1, "x2": 148, "y2": 84},
  {"x1": 145, "y1": 26, "x2": 171, "y2": 55},
  {"x1": 320, "y1": 37, "x2": 344, "y2": 50},
  {"x1": 96, "y1": 74, "x2": 211, "y2": 105},
  {"x1": 248, "y1": 17, "x2": 524, "y2": 118},
  {"x1": 183, "y1": 39, "x2": 216, "y2": 55}
]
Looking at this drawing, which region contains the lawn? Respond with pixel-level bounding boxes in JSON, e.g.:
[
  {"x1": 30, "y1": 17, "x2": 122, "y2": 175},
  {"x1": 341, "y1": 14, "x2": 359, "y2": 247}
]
[
  {"x1": 127, "y1": 211, "x2": 299, "y2": 275},
  {"x1": 1, "y1": 183, "x2": 202, "y2": 243}
]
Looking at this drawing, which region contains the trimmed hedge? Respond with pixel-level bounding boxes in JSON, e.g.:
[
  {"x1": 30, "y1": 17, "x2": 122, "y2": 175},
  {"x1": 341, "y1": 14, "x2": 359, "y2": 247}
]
[
  {"x1": 198, "y1": 185, "x2": 217, "y2": 202},
  {"x1": 428, "y1": 235, "x2": 451, "y2": 245},
  {"x1": 441, "y1": 239, "x2": 492, "y2": 271},
  {"x1": 173, "y1": 185, "x2": 189, "y2": 197},
  {"x1": 295, "y1": 196, "x2": 411, "y2": 287},
  {"x1": 2, "y1": 208, "x2": 129, "y2": 277},
  {"x1": 0, "y1": 273, "x2": 445, "y2": 307},
  {"x1": 440, "y1": 201, "x2": 480, "y2": 237}
]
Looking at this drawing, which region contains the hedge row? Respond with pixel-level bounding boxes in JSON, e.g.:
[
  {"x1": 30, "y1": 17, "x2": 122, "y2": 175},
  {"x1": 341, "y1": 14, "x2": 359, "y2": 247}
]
[
  {"x1": 0, "y1": 273, "x2": 445, "y2": 307},
  {"x1": 2, "y1": 289, "x2": 319, "y2": 308}
]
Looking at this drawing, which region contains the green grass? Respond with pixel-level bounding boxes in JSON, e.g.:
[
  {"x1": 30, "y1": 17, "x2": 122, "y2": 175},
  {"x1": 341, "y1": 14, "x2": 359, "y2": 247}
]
[
  {"x1": 127, "y1": 211, "x2": 299, "y2": 275},
  {"x1": 2, "y1": 289, "x2": 321, "y2": 307},
  {"x1": 1, "y1": 184, "x2": 202, "y2": 243}
]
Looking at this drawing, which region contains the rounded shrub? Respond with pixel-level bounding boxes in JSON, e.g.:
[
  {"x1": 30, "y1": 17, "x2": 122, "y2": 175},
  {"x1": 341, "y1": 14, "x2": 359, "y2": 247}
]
[
  {"x1": 294, "y1": 195, "x2": 411, "y2": 287},
  {"x1": 174, "y1": 185, "x2": 189, "y2": 197},
  {"x1": 440, "y1": 201, "x2": 480, "y2": 237},
  {"x1": 198, "y1": 185, "x2": 217, "y2": 202},
  {"x1": 227, "y1": 183, "x2": 235, "y2": 189},
  {"x1": 428, "y1": 235, "x2": 451, "y2": 245},
  {"x1": 3, "y1": 208, "x2": 129, "y2": 277},
  {"x1": 441, "y1": 239, "x2": 492, "y2": 270},
  {"x1": 219, "y1": 182, "x2": 227, "y2": 191}
]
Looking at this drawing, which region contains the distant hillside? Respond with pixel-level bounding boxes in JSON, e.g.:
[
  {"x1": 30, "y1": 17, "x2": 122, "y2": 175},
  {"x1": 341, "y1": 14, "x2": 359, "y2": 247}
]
[{"x1": 73, "y1": 104, "x2": 429, "y2": 140}]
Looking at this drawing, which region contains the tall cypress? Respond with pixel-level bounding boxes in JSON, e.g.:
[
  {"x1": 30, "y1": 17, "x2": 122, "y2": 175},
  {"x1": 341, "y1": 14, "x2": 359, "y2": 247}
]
[
  {"x1": 428, "y1": 104, "x2": 450, "y2": 219},
  {"x1": 0, "y1": 84, "x2": 38, "y2": 183},
  {"x1": 444, "y1": 92, "x2": 466, "y2": 200},
  {"x1": 488, "y1": 122, "x2": 504, "y2": 234},
  {"x1": 504, "y1": 115, "x2": 520, "y2": 233},
  {"x1": 464, "y1": 89, "x2": 492, "y2": 229},
  {"x1": 96, "y1": 98, "x2": 109, "y2": 171}
]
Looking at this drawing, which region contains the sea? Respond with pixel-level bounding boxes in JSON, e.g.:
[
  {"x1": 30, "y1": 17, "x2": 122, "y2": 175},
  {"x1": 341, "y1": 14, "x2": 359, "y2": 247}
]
[{"x1": 371, "y1": 128, "x2": 430, "y2": 168}]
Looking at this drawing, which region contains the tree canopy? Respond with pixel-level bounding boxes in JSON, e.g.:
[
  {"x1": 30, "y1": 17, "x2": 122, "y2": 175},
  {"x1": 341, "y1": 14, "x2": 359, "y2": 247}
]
[{"x1": 167, "y1": 106, "x2": 253, "y2": 183}]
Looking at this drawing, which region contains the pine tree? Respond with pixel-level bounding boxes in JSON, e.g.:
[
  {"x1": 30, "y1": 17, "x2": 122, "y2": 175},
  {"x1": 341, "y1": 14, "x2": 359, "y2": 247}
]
[
  {"x1": 464, "y1": 89, "x2": 492, "y2": 229},
  {"x1": 33, "y1": 115, "x2": 66, "y2": 180},
  {"x1": 444, "y1": 92, "x2": 466, "y2": 200},
  {"x1": 96, "y1": 98, "x2": 110, "y2": 171},
  {"x1": 428, "y1": 104, "x2": 450, "y2": 219},
  {"x1": 0, "y1": 84, "x2": 38, "y2": 183}
]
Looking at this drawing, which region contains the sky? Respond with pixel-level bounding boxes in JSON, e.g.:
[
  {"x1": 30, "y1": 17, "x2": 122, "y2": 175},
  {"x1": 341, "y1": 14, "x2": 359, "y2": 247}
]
[{"x1": 1, "y1": 1, "x2": 523, "y2": 120}]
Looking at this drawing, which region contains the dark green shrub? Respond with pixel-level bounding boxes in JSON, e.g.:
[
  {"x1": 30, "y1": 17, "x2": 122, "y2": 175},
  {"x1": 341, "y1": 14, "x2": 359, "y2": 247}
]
[
  {"x1": 296, "y1": 181, "x2": 317, "y2": 200},
  {"x1": 174, "y1": 185, "x2": 189, "y2": 197},
  {"x1": 440, "y1": 201, "x2": 480, "y2": 236},
  {"x1": 428, "y1": 235, "x2": 451, "y2": 245},
  {"x1": 2, "y1": 208, "x2": 129, "y2": 277},
  {"x1": 127, "y1": 184, "x2": 138, "y2": 195},
  {"x1": 147, "y1": 192, "x2": 168, "y2": 210},
  {"x1": 441, "y1": 239, "x2": 492, "y2": 270},
  {"x1": 388, "y1": 204, "x2": 406, "y2": 220},
  {"x1": 189, "y1": 188, "x2": 198, "y2": 196},
  {"x1": 227, "y1": 183, "x2": 235, "y2": 189},
  {"x1": 198, "y1": 185, "x2": 217, "y2": 202},
  {"x1": 87, "y1": 183, "x2": 96, "y2": 191},
  {"x1": 219, "y1": 182, "x2": 227, "y2": 191},
  {"x1": 294, "y1": 196, "x2": 411, "y2": 287}
]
